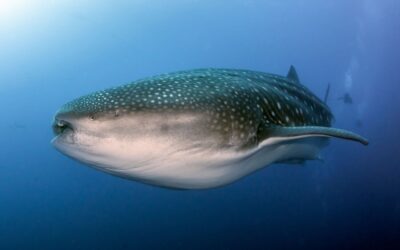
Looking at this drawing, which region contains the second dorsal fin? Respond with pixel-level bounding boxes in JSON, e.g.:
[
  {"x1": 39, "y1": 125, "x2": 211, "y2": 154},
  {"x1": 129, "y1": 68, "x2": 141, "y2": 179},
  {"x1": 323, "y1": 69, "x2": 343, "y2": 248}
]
[
  {"x1": 324, "y1": 83, "x2": 330, "y2": 104},
  {"x1": 287, "y1": 65, "x2": 300, "y2": 84}
]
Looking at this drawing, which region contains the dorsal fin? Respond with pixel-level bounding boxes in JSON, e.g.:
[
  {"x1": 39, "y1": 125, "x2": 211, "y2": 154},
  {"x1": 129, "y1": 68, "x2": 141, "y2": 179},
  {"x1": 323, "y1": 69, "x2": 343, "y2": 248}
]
[
  {"x1": 324, "y1": 83, "x2": 330, "y2": 104},
  {"x1": 287, "y1": 65, "x2": 300, "y2": 83}
]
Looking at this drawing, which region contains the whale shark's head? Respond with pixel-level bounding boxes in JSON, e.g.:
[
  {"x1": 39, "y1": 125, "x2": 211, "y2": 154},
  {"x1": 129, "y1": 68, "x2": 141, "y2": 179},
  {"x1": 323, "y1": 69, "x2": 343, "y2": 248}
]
[
  {"x1": 51, "y1": 100, "x2": 132, "y2": 171},
  {"x1": 51, "y1": 96, "x2": 132, "y2": 173},
  {"x1": 51, "y1": 77, "x2": 221, "y2": 182}
]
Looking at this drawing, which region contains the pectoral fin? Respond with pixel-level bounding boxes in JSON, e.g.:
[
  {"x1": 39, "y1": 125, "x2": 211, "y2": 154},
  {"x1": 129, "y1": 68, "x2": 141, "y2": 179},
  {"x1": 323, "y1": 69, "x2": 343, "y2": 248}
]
[{"x1": 268, "y1": 126, "x2": 369, "y2": 145}]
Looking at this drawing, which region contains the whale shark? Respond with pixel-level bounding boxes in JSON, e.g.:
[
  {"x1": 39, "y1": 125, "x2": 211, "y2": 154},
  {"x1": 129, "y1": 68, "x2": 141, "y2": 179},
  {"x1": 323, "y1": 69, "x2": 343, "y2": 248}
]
[{"x1": 52, "y1": 66, "x2": 368, "y2": 189}]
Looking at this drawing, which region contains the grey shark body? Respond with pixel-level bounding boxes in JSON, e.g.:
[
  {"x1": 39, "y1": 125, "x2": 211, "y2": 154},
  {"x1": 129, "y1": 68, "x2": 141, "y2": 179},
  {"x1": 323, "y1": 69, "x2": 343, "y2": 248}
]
[{"x1": 52, "y1": 67, "x2": 368, "y2": 189}]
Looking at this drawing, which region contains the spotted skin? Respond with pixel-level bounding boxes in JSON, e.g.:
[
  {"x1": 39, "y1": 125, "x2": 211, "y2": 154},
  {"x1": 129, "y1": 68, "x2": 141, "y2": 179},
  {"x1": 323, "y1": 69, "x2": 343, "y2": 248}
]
[{"x1": 59, "y1": 68, "x2": 333, "y2": 149}]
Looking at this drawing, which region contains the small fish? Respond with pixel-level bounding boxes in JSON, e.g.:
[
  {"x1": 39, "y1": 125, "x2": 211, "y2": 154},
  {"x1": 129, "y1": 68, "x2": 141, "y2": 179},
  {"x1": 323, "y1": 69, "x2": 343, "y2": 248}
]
[{"x1": 52, "y1": 66, "x2": 368, "y2": 189}]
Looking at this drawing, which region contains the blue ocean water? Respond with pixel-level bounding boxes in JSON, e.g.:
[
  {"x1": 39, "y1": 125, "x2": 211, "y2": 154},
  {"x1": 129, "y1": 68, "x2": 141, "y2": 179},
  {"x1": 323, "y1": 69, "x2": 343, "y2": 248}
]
[{"x1": 0, "y1": 1, "x2": 399, "y2": 249}]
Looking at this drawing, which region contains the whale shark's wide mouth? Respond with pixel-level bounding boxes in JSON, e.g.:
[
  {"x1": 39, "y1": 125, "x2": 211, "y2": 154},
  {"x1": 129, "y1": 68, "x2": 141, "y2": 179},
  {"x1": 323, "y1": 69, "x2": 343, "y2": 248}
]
[{"x1": 52, "y1": 119, "x2": 74, "y2": 137}]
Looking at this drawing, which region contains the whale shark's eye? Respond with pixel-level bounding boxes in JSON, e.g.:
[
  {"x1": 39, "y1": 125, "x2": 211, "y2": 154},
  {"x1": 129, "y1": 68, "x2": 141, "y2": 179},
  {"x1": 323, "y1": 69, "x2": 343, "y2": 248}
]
[{"x1": 89, "y1": 114, "x2": 96, "y2": 121}]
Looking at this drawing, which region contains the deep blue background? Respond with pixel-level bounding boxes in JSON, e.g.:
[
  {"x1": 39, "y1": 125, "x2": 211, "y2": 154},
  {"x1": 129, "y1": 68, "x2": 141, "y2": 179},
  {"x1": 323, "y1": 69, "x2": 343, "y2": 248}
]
[{"x1": 0, "y1": 1, "x2": 399, "y2": 249}]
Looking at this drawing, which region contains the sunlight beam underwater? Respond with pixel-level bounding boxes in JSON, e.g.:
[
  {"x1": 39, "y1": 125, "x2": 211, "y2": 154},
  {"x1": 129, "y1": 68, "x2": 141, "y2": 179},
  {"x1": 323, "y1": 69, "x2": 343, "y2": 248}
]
[{"x1": 51, "y1": 66, "x2": 368, "y2": 189}]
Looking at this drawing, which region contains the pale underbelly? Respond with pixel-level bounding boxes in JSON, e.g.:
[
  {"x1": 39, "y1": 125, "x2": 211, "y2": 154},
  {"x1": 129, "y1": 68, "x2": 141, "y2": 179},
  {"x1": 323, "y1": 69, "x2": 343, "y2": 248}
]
[{"x1": 99, "y1": 137, "x2": 328, "y2": 189}]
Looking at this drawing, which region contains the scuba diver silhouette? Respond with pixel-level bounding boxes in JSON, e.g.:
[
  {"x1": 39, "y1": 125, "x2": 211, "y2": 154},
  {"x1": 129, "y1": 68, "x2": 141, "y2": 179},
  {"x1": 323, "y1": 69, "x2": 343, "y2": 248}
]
[{"x1": 338, "y1": 93, "x2": 353, "y2": 104}]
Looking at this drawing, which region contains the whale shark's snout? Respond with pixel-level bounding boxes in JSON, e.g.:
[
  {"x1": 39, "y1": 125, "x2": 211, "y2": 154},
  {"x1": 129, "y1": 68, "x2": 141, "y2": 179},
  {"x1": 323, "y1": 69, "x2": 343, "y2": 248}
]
[
  {"x1": 52, "y1": 118, "x2": 74, "y2": 137},
  {"x1": 51, "y1": 67, "x2": 368, "y2": 189},
  {"x1": 51, "y1": 116, "x2": 81, "y2": 158}
]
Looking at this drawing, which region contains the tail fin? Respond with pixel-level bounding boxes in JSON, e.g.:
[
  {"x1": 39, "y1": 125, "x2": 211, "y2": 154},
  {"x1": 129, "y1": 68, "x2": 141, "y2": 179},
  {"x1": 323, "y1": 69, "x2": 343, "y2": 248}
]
[{"x1": 324, "y1": 83, "x2": 330, "y2": 104}]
